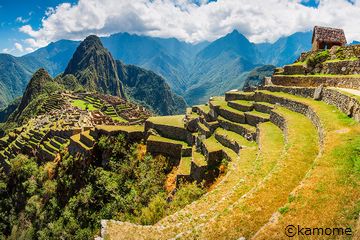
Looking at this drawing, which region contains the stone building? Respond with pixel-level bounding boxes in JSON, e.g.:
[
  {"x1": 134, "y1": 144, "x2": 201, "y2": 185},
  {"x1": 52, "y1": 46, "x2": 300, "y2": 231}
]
[{"x1": 312, "y1": 26, "x2": 347, "y2": 51}]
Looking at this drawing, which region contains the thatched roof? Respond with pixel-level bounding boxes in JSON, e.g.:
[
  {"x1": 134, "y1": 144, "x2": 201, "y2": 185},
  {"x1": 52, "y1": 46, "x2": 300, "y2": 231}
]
[{"x1": 312, "y1": 26, "x2": 347, "y2": 44}]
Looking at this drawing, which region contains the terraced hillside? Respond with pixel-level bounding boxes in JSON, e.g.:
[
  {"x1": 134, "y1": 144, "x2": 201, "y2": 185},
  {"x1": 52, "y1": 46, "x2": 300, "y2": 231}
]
[{"x1": 98, "y1": 82, "x2": 360, "y2": 239}]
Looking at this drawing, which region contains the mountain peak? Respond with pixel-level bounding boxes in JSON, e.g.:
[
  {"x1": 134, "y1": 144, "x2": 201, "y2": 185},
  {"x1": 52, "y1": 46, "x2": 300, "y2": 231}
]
[
  {"x1": 83, "y1": 35, "x2": 103, "y2": 46},
  {"x1": 63, "y1": 35, "x2": 125, "y2": 97}
]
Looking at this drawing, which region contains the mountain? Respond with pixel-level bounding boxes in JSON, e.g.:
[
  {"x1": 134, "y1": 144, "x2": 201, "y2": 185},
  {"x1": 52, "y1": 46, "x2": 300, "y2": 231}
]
[
  {"x1": 63, "y1": 35, "x2": 125, "y2": 97},
  {"x1": 243, "y1": 65, "x2": 276, "y2": 89},
  {"x1": 116, "y1": 61, "x2": 186, "y2": 115},
  {"x1": 184, "y1": 30, "x2": 259, "y2": 105},
  {"x1": 23, "y1": 40, "x2": 80, "y2": 76},
  {"x1": 101, "y1": 33, "x2": 205, "y2": 94},
  {"x1": 8, "y1": 68, "x2": 63, "y2": 124},
  {"x1": 0, "y1": 54, "x2": 35, "y2": 108},
  {"x1": 256, "y1": 31, "x2": 312, "y2": 66},
  {"x1": 0, "y1": 30, "x2": 315, "y2": 109}
]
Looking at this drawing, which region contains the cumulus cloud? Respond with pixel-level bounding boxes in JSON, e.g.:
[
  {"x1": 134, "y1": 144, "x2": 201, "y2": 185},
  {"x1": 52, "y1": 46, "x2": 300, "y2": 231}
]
[{"x1": 19, "y1": 0, "x2": 360, "y2": 50}]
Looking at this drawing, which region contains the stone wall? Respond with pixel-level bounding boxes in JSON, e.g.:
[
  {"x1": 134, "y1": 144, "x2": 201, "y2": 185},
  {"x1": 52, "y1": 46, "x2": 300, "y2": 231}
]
[
  {"x1": 146, "y1": 139, "x2": 182, "y2": 165},
  {"x1": 218, "y1": 118, "x2": 256, "y2": 141},
  {"x1": 255, "y1": 91, "x2": 324, "y2": 147},
  {"x1": 218, "y1": 108, "x2": 246, "y2": 124},
  {"x1": 262, "y1": 85, "x2": 360, "y2": 123},
  {"x1": 322, "y1": 60, "x2": 360, "y2": 75},
  {"x1": 145, "y1": 121, "x2": 193, "y2": 145},
  {"x1": 272, "y1": 75, "x2": 360, "y2": 89},
  {"x1": 93, "y1": 127, "x2": 144, "y2": 142},
  {"x1": 214, "y1": 132, "x2": 241, "y2": 154},
  {"x1": 283, "y1": 65, "x2": 307, "y2": 75},
  {"x1": 321, "y1": 89, "x2": 360, "y2": 122}
]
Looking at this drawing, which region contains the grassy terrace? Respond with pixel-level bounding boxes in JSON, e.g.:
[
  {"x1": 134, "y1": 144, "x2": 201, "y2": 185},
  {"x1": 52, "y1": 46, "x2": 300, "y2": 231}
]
[
  {"x1": 192, "y1": 147, "x2": 207, "y2": 167},
  {"x1": 229, "y1": 99, "x2": 253, "y2": 107},
  {"x1": 71, "y1": 99, "x2": 98, "y2": 111},
  {"x1": 177, "y1": 157, "x2": 191, "y2": 175},
  {"x1": 202, "y1": 135, "x2": 223, "y2": 153},
  {"x1": 245, "y1": 110, "x2": 270, "y2": 118},
  {"x1": 251, "y1": 90, "x2": 360, "y2": 239},
  {"x1": 147, "y1": 135, "x2": 188, "y2": 147},
  {"x1": 215, "y1": 128, "x2": 256, "y2": 148},
  {"x1": 201, "y1": 105, "x2": 319, "y2": 239},
  {"x1": 70, "y1": 133, "x2": 92, "y2": 150},
  {"x1": 104, "y1": 121, "x2": 285, "y2": 239},
  {"x1": 275, "y1": 74, "x2": 360, "y2": 78},
  {"x1": 333, "y1": 87, "x2": 360, "y2": 102},
  {"x1": 193, "y1": 104, "x2": 211, "y2": 115},
  {"x1": 324, "y1": 57, "x2": 359, "y2": 63},
  {"x1": 147, "y1": 115, "x2": 185, "y2": 129},
  {"x1": 96, "y1": 125, "x2": 144, "y2": 133},
  {"x1": 217, "y1": 115, "x2": 257, "y2": 132}
]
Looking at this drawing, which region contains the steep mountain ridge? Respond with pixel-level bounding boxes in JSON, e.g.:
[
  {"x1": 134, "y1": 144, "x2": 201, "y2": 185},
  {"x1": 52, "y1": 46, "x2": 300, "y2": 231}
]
[{"x1": 63, "y1": 35, "x2": 125, "y2": 97}]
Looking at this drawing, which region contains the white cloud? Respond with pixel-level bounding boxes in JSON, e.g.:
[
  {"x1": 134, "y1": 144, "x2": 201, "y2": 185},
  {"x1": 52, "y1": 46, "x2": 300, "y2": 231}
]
[
  {"x1": 18, "y1": 0, "x2": 360, "y2": 51},
  {"x1": 2, "y1": 48, "x2": 10, "y2": 54},
  {"x1": 16, "y1": 16, "x2": 30, "y2": 24},
  {"x1": 14, "y1": 43, "x2": 24, "y2": 52}
]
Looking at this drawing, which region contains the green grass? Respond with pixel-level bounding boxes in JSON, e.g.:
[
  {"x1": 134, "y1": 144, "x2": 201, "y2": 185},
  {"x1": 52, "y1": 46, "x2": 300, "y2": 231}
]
[
  {"x1": 245, "y1": 110, "x2": 270, "y2": 119},
  {"x1": 147, "y1": 135, "x2": 188, "y2": 147},
  {"x1": 324, "y1": 57, "x2": 359, "y2": 63},
  {"x1": 147, "y1": 115, "x2": 185, "y2": 129},
  {"x1": 192, "y1": 147, "x2": 207, "y2": 167},
  {"x1": 202, "y1": 135, "x2": 223, "y2": 153},
  {"x1": 71, "y1": 99, "x2": 98, "y2": 111},
  {"x1": 96, "y1": 125, "x2": 144, "y2": 133},
  {"x1": 229, "y1": 100, "x2": 253, "y2": 107},
  {"x1": 178, "y1": 157, "x2": 191, "y2": 175},
  {"x1": 215, "y1": 128, "x2": 256, "y2": 148},
  {"x1": 276, "y1": 74, "x2": 360, "y2": 78},
  {"x1": 111, "y1": 116, "x2": 127, "y2": 123}
]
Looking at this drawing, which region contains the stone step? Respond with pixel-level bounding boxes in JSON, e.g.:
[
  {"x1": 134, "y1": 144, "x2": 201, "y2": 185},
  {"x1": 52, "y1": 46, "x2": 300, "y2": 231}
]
[
  {"x1": 218, "y1": 105, "x2": 246, "y2": 124},
  {"x1": 217, "y1": 116, "x2": 257, "y2": 141},
  {"x1": 200, "y1": 135, "x2": 224, "y2": 167},
  {"x1": 244, "y1": 110, "x2": 270, "y2": 126},
  {"x1": 145, "y1": 115, "x2": 192, "y2": 145},
  {"x1": 225, "y1": 91, "x2": 255, "y2": 101},
  {"x1": 176, "y1": 157, "x2": 192, "y2": 186},
  {"x1": 192, "y1": 105, "x2": 213, "y2": 122},
  {"x1": 50, "y1": 138, "x2": 62, "y2": 149},
  {"x1": 227, "y1": 100, "x2": 254, "y2": 112},
  {"x1": 146, "y1": 135, "x2": 190, "y2": 165},
  {"x1": 38, "y1": 145, "x2": 56, "y2": 161},
  {"x1": 80, "y1": 131, "x2": 95, "y2": 148},
  {"x1": 214, "y1": 128, "x2": 256, "y2": 154},
  {"x1": 190, "y1": 147, "x2": 208, "y2": 182},
  {"x1": 43, "y1": 141, "x2": 59, "y2": 154},
  {"x1": 197, "y1": 122, "x2": 211, "y2": 138},
  {"x1": 253, "y1": 102, "x2": 274, "y2": 114},
  {"x1": 200, "y1": 118, "x2": 219, "y2": 133}
]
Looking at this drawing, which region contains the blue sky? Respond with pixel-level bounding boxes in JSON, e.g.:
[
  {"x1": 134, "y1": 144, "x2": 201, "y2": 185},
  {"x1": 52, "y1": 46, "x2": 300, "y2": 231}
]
[
  {"x1": 0, "y1": 0, "x2": 77, "y2": 55},
  {"x1": 0, "y1": 0, "x2": 359, "y2": 56}
]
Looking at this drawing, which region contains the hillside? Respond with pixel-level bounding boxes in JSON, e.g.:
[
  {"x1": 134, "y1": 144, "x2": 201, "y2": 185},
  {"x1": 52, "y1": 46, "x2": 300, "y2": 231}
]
[
  {"x1": 63, "y1": 35, "x2": 125, "y2": 97},
  {"x1": 116, "y1": 61, "x2": 186, "y2": 115}
]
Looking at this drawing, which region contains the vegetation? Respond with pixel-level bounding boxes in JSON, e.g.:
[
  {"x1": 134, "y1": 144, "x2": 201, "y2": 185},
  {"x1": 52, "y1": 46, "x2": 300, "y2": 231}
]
[{"x1": 0, "y1": 134, "x2": 205, "y2": 239}]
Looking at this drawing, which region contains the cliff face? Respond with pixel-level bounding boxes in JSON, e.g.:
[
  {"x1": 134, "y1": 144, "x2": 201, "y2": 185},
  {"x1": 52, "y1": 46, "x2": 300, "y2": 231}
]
[{"x1": 63, "y1": 35, "x2": 125, "y2": 97}]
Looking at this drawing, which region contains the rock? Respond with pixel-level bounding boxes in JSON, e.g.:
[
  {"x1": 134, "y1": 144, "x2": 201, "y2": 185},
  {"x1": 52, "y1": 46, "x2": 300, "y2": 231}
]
[
  {"x1": 313, "y1": 84, "x2": 324, "y2": 100},
  {"x1": 341, "y1": 67, "x2": 347, "y2": 72}
]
